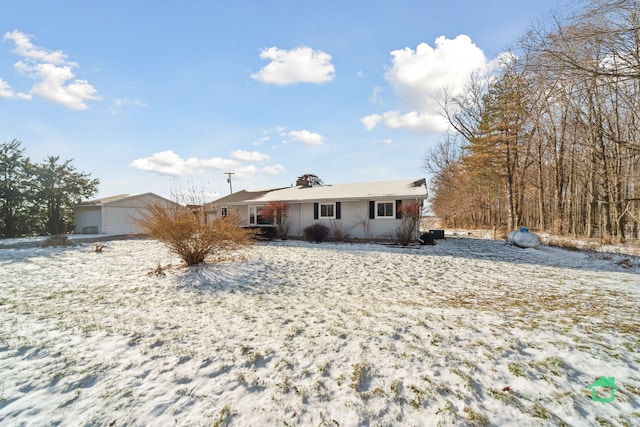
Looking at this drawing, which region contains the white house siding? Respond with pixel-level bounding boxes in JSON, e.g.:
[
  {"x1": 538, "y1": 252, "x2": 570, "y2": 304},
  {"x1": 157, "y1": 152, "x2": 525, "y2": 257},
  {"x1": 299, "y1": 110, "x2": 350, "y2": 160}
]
[
  {"x1": 102, "y1": 206, "x2": 143, "y2": 234},
  {"x1": 293, "y1": 201, "x2": 367, "y2": 239},
  {"x1": 73, "y1": 207, "x2": 102, "y2": 233},
  {"x1": 285, "y1": 204, "x2": 302, "y2": 237},
  {"x1": 74, "y1": 193, "x2": 179, "y2": 235},
  {"x1": 284, "y1": 200, "x2": 420, "y2": 240}
]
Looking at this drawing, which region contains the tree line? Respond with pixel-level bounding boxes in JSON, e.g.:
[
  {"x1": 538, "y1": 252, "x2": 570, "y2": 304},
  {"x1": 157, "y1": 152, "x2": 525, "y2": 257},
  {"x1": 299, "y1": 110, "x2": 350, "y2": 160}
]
[
  {"x1": 0, "y1": 139, "x2": 99, "y2": 238},
  {"x1": 425, "y1": 0, "x2": 640, "y2": 242}
]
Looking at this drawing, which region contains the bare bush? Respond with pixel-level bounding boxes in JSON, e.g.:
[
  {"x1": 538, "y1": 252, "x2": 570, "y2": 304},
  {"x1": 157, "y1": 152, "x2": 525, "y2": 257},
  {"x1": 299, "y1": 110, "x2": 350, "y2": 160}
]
[
  {"x1": 329, "y1": 220, "x2": 351, "y2": 242},
  {"x1": 395, "y1": 202, "x2": 422, "y2": 246},
  {"x1": 356, "y1": 216, "x2": 373, "y2": 241},
  {"x1": 136, "y1": 204, "x2": 255, "y2": 266}
]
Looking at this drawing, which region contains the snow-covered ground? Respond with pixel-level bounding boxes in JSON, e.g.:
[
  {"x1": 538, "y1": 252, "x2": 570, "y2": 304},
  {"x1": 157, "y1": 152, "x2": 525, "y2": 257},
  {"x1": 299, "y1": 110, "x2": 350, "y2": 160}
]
[{"x1": 0, "y1": 237, "x2": 638, "y2": 426}]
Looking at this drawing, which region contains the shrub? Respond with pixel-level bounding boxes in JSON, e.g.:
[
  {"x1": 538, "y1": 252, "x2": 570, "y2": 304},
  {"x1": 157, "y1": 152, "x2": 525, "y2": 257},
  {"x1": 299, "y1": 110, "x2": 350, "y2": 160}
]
[
  {"x1": 136, "y1": 204, "x2": 255, "y2": 266},
  {"x1": 329, "y1": 220, "x2": 351, "y2": 242},
  {"x1": 395, "y1": 202, "x2": 422, "y2": 246},
  {"x1": 304, "y1": 223, "x2": 330, "y2": 243},
  {"x1": 259, "y1": 201, "x2": 290, "y2": 238}
]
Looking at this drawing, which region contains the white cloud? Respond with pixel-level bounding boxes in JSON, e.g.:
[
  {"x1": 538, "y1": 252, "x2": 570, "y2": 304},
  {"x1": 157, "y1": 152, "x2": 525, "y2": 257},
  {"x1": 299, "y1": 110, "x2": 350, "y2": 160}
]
[
  {"x1": 288, "y1": 129, "x2": 324, "y2": 145},
  {"x1": 372, "y1": 138, "x2": 392, "y2": 145},
  {"x1": 110, "y1": 98, "x2": 148, "y2": 114},
  {"x1": 360, "y1": 114, "x2": 382, "y2": 131},
  {"x1": 369, "y1": 86, "x2": 384, "y2": 105},
  {"x1": 233, "y1": 165, "x2": 258, "y2": 180},
  {"x1": 130, "y1": 150, "x2": 240, "y2": 176},
  {"x1": 198, "y1": 157, "x2": 241, "y2": 170},
  {"x1": 0, "y1": 79, "x2": 15, "y2": 98},
  {"x1": 252, "y1": 136, "x2": 270, "y2": 145},
  {"x1": 251, "y1": 46, "x2": 335, "y2": 86},
  {"x1": 4, "y1": 30, "x2": 68, "y2": 64},
  {"x1": 0, "y1": 77, "x2": 31, "y2": 99},
  {"x1": 233, "y1": 164, "x2": 286, "y2": 179},
  {"x1": 362, "y1": 34, "x2": 493, "y2": 133},
  {"x1": 230, "y1": 150, "x2": 270, "y2": 162},
  {"x1": 261, "y1": 164, "x2": 286, "y2": 175},
  {"x1": 2, "y1": 30, "x2": 100, "y2": 110},
  {"x1": 377, "y1": 110, "x2": 448, "y2": 133}
]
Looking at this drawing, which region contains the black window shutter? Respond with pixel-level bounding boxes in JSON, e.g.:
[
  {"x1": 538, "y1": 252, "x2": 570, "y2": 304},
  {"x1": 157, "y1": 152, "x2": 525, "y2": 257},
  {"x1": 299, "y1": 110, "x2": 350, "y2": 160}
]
[
  {"x1": 396, "y1": 200, "x2": 403, "y2": 219},
  {"x1": 369, "y1": 201, "x2": 375, "y2": 219},
  {"x1": 335, "y1": 202, "x2": 341, "y2": 220},
  {"x1": 313, "y1": 202, "x2": 319, "y2": 220}
]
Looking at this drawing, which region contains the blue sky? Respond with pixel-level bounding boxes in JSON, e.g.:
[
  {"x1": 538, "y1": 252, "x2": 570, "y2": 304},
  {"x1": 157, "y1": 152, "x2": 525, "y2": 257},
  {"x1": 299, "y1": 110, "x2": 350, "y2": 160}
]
[{"x1": 1, "y1": 0, "x2": 566, "y2": 201}]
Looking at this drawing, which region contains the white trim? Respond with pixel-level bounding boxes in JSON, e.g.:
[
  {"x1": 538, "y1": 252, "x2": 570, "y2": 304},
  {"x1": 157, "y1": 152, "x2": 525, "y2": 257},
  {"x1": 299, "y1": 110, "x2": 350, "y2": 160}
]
[
  {"x1": 375, "y1": 200, "x2": 395, "y2": 219},
  {"x1": 248, "y1": 205, "x2": 268, "y2": 225},
  {"x1": 319, "y1": 202, "x2": 335, "y2": 219}
]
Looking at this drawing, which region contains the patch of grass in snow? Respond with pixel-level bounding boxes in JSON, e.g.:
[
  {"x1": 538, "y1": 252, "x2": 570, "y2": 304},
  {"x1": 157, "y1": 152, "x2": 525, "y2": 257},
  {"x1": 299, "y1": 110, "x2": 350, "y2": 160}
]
[
  {"x1": 408, "y1": 384, "x2": 426, "y2": 409},
  {"x1": 623, "y1": 382, "x2": 640, "y2": 398},
  {"x1": 487, "y1": 388, "x2": 527, "y2": 413},
  {"x1": 350, "y1": 363, "x2": 368, "y2": 392},
  {"x1": 530, "y1": 402, "x2": 550, "y2": 419},
  {"x1": 275, "y1": 357, "x2": 294, "y2": 371},
  {"x1": 508, "y1": 362, "x2": 528, "y2": 378},
  {"x1": 461, "y1": 359, "x2": 480, "y2": 372},
  {"x1": 360, "y1": 387, "x2": 385, "y2": 401},
  {"x1": 212, "y1": 405, "x2": 231, "y2": 427},
  {"x1": 463, "y1": 406, "x2": 489, "y2": 425},
  {"x1": 530, "y1": 356, "x2": 565, "y2": 376},
  {"x1": 595, "y1": 415, "x2": 617, "y2": 427},
  {"x1": 234, "y1": 369, "x2": 264, "y2": 390},
  {"x1": 286, "y1": 325, "x2": 303, "y2": 338},
  {"x1": 390, "y1": 379, "x2": 402, "y2": 398},
  {"x1": 313, "y1": 379, "x2": 331, "y2": 400},
  {"x1": 277, "y1": 375, "x2": 291, "y2": 393},
  {"x1": 127, "y1": 331, "x2": 143, "y2": 346},
  {"x1": 623, "y1": 414, "x2": 640, "y2": 426},
  {"x1": 430, "y1": 333, "x2": 442, "y2": 346},
  {"x1": 451, "y1": 366, "x2": 475, "y2": 390}
]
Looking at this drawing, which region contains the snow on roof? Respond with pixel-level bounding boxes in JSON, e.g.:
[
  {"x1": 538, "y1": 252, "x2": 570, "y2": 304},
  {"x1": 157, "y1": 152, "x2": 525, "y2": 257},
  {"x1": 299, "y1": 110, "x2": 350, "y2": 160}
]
[
  {"x1": 220, "y1": 178, "x2": 427, "y2": 204},
  {"x1": 211, "y1": 188, "x2": 286, "y2": 205},
  {"x1": 77, "y1": 193, "x2": 179, "y2": 207},
  {"x1": 78, "y1": 194, "x2": 132, "y2": 205}
]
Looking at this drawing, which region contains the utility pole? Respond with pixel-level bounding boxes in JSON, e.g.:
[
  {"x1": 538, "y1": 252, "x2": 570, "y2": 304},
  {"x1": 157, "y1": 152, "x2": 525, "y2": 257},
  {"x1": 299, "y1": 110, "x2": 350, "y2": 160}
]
[{"x1": 224, "y1": 172, "x2": 235, "y2": 194}]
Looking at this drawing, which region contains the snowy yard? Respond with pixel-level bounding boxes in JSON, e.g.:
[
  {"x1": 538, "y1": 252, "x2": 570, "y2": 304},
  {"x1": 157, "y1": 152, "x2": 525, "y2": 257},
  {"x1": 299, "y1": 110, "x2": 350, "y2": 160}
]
[{"x1": 0, "y1": 237, "x2": 639, "y2": 426}]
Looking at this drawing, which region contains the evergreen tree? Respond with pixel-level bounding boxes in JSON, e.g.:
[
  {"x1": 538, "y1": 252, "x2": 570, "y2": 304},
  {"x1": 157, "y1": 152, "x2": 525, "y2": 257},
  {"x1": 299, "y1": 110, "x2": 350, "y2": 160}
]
[
  {"x1": 0, "y1": 140, "x2": 33, "y2": 238},
  {"x1": 33, "y1": 156, "x2": 100, "y2": 235},
  {"x1": 464, "y1": 71, "x2": 533, "y2": 230}
]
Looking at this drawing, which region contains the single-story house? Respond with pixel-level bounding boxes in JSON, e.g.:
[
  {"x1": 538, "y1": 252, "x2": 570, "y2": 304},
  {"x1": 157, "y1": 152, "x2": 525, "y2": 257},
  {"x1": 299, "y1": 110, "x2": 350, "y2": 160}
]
[
  {"x1": 73, "y1": 193, "x2": 180, "y2": 235},
  {"x1": 207, "y1": 178, "x2": 428, "y2": 240}
]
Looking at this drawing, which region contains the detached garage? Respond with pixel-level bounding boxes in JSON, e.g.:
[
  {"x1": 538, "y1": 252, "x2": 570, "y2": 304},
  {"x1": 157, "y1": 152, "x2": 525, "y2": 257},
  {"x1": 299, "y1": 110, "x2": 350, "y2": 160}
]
[{"x1": 73, "y1": 193, "x2": 180, "y2": 235}]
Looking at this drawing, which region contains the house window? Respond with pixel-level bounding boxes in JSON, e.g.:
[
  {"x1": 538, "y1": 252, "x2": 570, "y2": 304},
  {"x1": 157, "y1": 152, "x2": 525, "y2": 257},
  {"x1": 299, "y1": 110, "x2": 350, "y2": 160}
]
[
  {"x1": 249, "y1": 205, "x2": 270, "y2": 225},
  {"x1": 376, "y1": 201, "x2": 395, "y2": 218},
  {"x1": 320, "y1": 203, "x2": 334, "y2": 218},
  {"x1": 221, "y1": 207, "x2": 228, "y2": 217}
]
